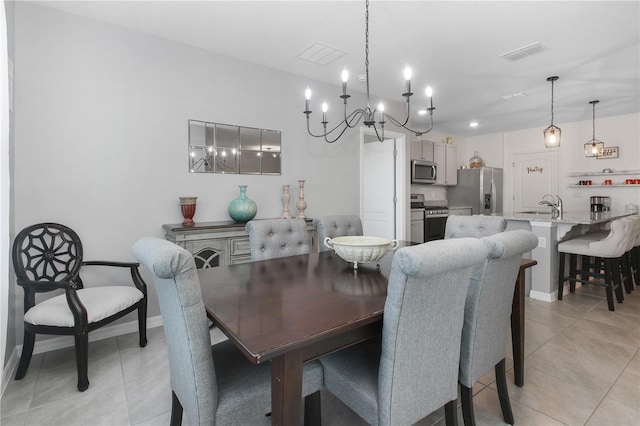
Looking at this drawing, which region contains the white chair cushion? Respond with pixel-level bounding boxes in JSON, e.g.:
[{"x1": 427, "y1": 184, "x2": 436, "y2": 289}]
[
  {"x1": 558, "y1": 218, "x2": 631, "y2": 258},
  {"x1": 24, "y1": 286, "x2": 143, "y2": 327}
]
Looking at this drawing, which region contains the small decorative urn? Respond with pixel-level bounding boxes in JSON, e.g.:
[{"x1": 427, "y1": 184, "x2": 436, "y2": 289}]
[{"x1": 179, "y1": 197, "x2": 197, "y2": 226}]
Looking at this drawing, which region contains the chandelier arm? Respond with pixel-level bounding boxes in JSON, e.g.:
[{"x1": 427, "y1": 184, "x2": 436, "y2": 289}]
[
  {"x1": 387, "y1": 110, "x2": 434, "y2": 136},
  {"x1": 323, "y1": 120, "x2": 359, "y2": 143},
  {"x1": 306, "y1": 111, "x2": 366, "y2": 140}
]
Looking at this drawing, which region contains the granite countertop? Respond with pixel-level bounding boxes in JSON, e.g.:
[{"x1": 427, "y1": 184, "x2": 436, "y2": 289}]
[{"x1": 502, "y1": 210, "x2": 633, "y2": 225}]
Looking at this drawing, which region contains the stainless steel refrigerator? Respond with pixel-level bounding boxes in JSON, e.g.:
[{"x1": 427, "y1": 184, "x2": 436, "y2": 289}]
[{"x1": 446, "y1": 167, "x2": 503, "y2": 215}]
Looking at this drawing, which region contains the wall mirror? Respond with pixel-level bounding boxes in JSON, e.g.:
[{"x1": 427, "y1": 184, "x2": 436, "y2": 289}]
[{"x1": 188, "y1": 119, "x2": 281, "y2": 174}]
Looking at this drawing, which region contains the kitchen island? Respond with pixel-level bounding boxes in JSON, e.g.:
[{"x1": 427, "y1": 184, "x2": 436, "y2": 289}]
[{"x1": 502, "y1": 210, "x2": 634, "y2": 301}]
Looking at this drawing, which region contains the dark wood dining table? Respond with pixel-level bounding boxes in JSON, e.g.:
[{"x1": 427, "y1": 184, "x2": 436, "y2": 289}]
[{"x1": 199, "y1": 243, "x2": 534, "y2": 425}]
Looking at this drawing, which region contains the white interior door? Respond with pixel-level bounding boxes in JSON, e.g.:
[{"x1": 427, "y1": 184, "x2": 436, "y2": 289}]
[
  {"x1": 361, "y1": 128, "x2": 406, "y2": 240},
  {"x1": 512, "y1": 151, "x2": 559, "y2": 212}
]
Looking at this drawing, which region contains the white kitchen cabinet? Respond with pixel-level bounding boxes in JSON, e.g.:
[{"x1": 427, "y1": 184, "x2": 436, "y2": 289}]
[
  {"x1": 410, "y1": 139, "x2": 434, "y2": 161},
  {"x1": 434, "y1": 142, "x2": 457, "y2": 186}
]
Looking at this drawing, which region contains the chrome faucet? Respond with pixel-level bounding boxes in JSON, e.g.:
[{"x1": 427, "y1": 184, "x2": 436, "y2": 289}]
[{"x1": 539, "y1": 194, "x2": 563, "y2": 217}]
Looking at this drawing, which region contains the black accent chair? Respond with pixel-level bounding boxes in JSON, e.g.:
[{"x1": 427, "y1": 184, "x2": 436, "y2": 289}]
[{"x1": 12, "y1": 223, "x2": 148, "y2": 391}]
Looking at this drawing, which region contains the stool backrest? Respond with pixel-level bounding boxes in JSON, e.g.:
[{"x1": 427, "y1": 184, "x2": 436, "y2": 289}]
[{"x1": 589, "y1": 218, "x2": 633, "y2": 257}]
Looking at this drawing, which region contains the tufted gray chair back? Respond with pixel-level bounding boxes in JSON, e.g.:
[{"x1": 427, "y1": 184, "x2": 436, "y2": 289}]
[
  {"x1": 246, "y1": 218, "x2": 310, "y2": 261},
  {"x1": 313, "y1": 215, "x2": 364, "y2": 252},
  {"x1": 320, "y1": 237, "x2": 490, "y2": 426},
  {"x1": 444, "y1": 215, "x2": 507, "y2": 239},
  {"x1": 459, "y1": 230, "x2": 538, "y2": 386},
  {"x1": 132, "y1": 237, "x2": 217, "y2": 426}
]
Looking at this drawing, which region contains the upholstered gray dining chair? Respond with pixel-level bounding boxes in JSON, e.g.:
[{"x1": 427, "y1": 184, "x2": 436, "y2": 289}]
[
  {"x1": 313, "y1": 215, "x2": 363, "y2": 252},
  {"x1": 320, "y1": 237, "x2": 490, "y2": 426},
  {"x1": 246, "y1": 218, "x2": 310, "y2": 261},
  {"x1": 132, "y1": 237, "x2": 324, "y2": 426},
  {"x1": 444, "y1": 215, "x2": 507, "y2": 239},
  {"x1": 459, "y1": 230, "x2": 538, "y2": 426}
]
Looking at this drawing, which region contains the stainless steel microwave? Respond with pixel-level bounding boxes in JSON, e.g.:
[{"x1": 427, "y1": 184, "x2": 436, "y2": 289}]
[{"x1": 411, "y1": 160, "x2": 437, "y2": 184}]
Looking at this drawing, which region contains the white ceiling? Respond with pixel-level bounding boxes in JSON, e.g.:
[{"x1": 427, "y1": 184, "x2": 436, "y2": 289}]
[{"x1": 29, "y1": 1, "x2": 640, "y2": 138}]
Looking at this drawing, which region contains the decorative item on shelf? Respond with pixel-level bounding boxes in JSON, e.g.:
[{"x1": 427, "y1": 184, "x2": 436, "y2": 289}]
[
  {"x1": 228, "y1": 185, "x2": 257, "y2": 223},
  {"x1": 179, "y1": 196, "x2": 197, "y2": 227},
  {"x1": 469, "y1": 151, "x2": 484, "y2": 168},
  {"x1": 280, "y1": 184, "x2": 291, "y2": 219},
  {"x1": 543, "y1": 76, "x2": 561, "y2": 148},
  {"x1": 584, "y1": 100, "x2": 605, "y2": 157},
  {"x1": 302, "y1": 0, "x2": 436, "y2": 143},
  {"x1": 296, "y1": 180, "x2": 308, "y2": 219},
  {"x1": 446, "y1": 136, "x2": 453, "y2": 144}
]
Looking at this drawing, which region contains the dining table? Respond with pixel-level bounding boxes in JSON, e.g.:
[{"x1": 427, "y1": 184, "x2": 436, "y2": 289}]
[{"x1": 199, "y1": 241, "x2": 533, "y2": 425}]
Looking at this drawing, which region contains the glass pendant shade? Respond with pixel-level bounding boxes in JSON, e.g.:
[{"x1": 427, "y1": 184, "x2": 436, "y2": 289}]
[
  {"x1": 585, "y1": 100, "x2": 604, "y2": 157},
  {"x1": 584, "y1": 139, "x2": 604, "y2": 157},
  {"x1": 544, "y1": 124, "x2": 561, "y2": 148},
  {"x1": 543, "y1": 76, "x2": 561, "y2": 148}
]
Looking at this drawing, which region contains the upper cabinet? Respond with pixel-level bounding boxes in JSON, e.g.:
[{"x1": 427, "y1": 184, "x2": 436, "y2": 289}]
[
  {"x1": 434, "y1": 142, "x2": 457, "y2": 186},
  {"x1": 410, "y1": 140, "x2": 434, "y2": 161}
]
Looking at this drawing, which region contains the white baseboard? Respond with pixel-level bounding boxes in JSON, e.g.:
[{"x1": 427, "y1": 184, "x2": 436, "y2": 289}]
[
  {"x1": 529, "y1": 290, "x2": 556, "y2": 302},
  {"x1": 1, "y1": 347, "x2": 19, "y2": 397},
  {"x1": 1, "y1": 315, "x2": 163, "y2": 398}
]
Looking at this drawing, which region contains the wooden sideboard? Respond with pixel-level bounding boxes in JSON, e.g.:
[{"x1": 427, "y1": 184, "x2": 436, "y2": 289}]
[{"x1": 163, "y1": 219, "x2": 317, "y2": 268}]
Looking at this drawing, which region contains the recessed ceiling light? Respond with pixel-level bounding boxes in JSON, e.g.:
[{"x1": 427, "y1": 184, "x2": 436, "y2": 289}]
[
  {"x1": 469, "y1": 122, "x2": 479, "y2": 128},
  {"x1": 501, "y1": 92, "x2": 527, "y2": 100},
  {"x1": 418, "y1": 109, "x2": 427, "y2": 115}
]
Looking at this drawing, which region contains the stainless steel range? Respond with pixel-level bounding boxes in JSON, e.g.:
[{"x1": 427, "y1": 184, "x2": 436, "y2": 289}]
[{"x1": 410, "y1": 194, "x2": 449, "y2": 243}]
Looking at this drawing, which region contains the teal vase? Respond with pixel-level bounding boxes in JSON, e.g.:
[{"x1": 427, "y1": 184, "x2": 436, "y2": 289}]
[{"x1": 228, "y1": 185, "x2": 257, "y2": 222}]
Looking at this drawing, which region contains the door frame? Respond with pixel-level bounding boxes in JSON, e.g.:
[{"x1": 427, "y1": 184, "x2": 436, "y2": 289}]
[{"x1": 359, "y1": 127, "x2": 407, "y2": 240}]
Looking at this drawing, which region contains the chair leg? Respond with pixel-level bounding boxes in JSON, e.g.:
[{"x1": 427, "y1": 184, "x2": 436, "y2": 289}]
[
  {"x1": 75, "y1": 334, "x2": 90, "y2": 391},
  {"x1": 170, "y1": 391, "x2": 183, "y2": 426},
  {"x1": 304, "y1": 390, "x2": 322, "y2": 426},
  {"x1": 611, "y1": 258, "x2": 625, "y2": 304},
  {"x1": 495, "y1": 359, "x2": 514, "y2": 425},
  {"x1": 460, "y1": 385, "x2": 475, "y2": 426},
  {"x1": 569, "y1": 254, "x2": 578, "y2": 293},
  {"x1": 445, "y1": 399, "x2": 458, "y2": 426},
  {"x1": 631, "y1": 246, "x2": 640, "y2": 287},
  {"x1": 15, "y1": 331, "x2": 36, "y2": 380},
  {"x1": 138, "y1": 302, "x2": 148, "y2": 347},
  {"x1": 621, "y1": 252, "x2": 633, "y2": 294},
  {"x1": 558, "y1": 251, "x2": 566, "y2": 300}
]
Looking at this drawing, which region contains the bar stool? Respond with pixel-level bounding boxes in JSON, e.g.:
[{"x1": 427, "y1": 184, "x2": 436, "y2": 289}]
[{"x1": 557, "y1": 218, "x2": 633, "y2": 311}]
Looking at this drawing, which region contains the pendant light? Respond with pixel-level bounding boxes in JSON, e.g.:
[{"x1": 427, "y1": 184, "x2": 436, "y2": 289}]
[
  {"x1": 543, "y1": 76, "x2": 561, "y2": 148},
  {"x1": 584, "y1": 100, "x2": 604, "y2": 157}
]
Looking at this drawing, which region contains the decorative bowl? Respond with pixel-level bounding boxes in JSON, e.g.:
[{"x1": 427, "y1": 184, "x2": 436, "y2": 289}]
[{"x1": 324, "y1": 236, "x2": 399, "y2": 270}]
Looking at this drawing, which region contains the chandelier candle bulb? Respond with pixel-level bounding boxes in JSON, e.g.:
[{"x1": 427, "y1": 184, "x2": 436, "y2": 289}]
[
  {"x1": 341, "y1": 69, "x2": 349, "y2": 98},
  {"x1": 304, "y1": 87, "x2": 312, "y2": 113},
  {"x1": 378, "y1": 103, "x2": 385, "y2": 123},
  {"x1": 403, "y1": 66, "x2": 412, "y2": 96},
  {"x1": 322, "y1": 102, "x2": 328, "y2": 123}
]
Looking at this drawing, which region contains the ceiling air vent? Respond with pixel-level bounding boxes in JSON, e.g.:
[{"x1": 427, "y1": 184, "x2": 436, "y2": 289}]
[
  {"x1": 296, "y1": 42, "x2": 346, "y2": 66},
  {"x1": 499, "y1": 42, "x2": 544, "y2": 61}
]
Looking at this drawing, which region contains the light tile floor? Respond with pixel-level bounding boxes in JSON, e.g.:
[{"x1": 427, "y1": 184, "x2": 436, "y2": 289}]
[{"x1": 2, "y1": 284, "x2": 639, "y2": 426}]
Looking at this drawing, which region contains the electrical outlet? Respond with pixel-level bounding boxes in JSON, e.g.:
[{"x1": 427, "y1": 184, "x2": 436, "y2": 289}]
[{"x1": 538, "y1": 237, "x2": 546, "y2": 248}]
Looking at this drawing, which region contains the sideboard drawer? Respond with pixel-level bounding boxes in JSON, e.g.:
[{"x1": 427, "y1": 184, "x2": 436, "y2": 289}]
[{"x1": 231, "y1": 237, "x2": 251, "y2": 256}]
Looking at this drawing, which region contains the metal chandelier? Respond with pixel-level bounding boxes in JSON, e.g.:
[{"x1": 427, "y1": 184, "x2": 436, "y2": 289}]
[{"x1": 303, "y1": 0, "x2": 436, "y2": 143}]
